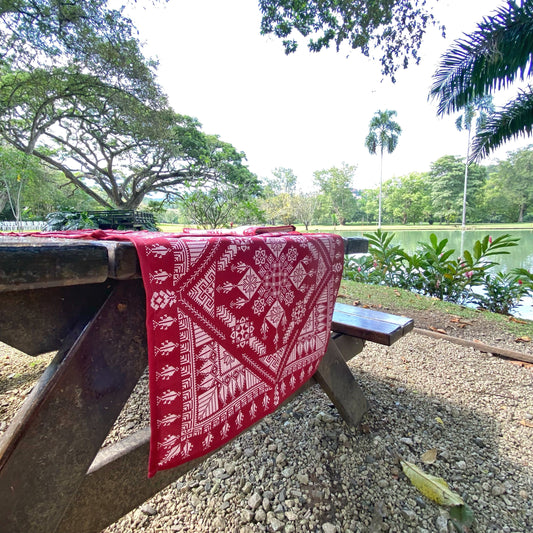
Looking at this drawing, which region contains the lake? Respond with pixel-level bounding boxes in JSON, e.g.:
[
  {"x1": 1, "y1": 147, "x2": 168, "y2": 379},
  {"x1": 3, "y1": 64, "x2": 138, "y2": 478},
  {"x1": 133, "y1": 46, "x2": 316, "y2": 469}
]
[{"x1": 336, "y1": 228, "x2": 533, "y2": 319}]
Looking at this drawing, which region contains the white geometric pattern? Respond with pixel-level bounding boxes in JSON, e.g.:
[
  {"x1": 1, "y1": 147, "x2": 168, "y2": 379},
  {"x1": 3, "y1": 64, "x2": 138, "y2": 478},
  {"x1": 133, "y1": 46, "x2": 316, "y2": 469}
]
[{"x1": 129, "y1": 229, "x2": 344, "y2": 477}]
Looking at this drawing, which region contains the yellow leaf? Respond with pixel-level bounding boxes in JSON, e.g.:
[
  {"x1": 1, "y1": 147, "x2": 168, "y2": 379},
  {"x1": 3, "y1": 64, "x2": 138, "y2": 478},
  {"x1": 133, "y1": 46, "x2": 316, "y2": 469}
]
[
  {"x1": 435, "y1": 417, "x2": 444, "y2": 425},
  {"x1": 421, "y1": 448, "x2": 438, "y2": 464},
  {"x1": 400, "y1": 460, "x2": 464, "y2": 507}
]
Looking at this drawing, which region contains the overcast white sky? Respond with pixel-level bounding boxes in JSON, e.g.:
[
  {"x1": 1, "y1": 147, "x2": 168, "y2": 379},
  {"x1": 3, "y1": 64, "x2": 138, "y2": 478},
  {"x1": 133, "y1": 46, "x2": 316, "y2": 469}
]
[{"x1": 125, "y1": 0, "x2": 531, "y2": 191}]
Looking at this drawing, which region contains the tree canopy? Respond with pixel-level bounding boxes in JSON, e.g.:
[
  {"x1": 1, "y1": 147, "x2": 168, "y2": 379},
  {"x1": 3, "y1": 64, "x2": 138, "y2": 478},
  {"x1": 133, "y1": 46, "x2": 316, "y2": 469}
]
[
  {"x1": 0, "y1": 0, "x2": 258, "y2": 210},
  {"x1": 314, "y1": 163, "x2": 357, "y2": 225},
  {"x1": 430, "y1": 1, "x2": 533, "y2": 159},
  {"x1": 430, "y1": 155, "x2": 486, "y2": 223},
  {"x1": 258, "y1": 0, "x2": 442, "y2": 81}
]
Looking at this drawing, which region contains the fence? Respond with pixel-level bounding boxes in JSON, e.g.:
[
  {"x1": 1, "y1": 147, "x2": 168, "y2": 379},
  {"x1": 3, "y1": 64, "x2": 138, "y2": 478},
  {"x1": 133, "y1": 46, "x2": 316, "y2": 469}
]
[{"x1": 0, "y1": 221, "x2": 46, "y2": 232}]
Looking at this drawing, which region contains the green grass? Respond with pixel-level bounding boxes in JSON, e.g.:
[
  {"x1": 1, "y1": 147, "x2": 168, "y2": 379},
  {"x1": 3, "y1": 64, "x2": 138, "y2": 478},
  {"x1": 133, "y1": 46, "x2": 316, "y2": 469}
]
[
  {"x1": 157, "y1": 222, "x2": 533, "y2": 234},
  {"x1": 338, "y1": 280, "x2": 533, "y2": 338},
  {"x1": 294, "y1": 222, "x2": 533, "y2": 233}
]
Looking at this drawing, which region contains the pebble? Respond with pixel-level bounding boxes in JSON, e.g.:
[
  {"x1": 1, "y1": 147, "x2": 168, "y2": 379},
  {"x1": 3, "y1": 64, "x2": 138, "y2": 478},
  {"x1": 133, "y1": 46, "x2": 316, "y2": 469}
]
[
  {"x1": 267, "y1": 516, "x2": 284, "y2": 531},
  {"x1": 248, "y1": 492, "x2": 262, "y2": 510},
  {"x1": 139, "y1": 504, "x2": 157, "y2": 516}
]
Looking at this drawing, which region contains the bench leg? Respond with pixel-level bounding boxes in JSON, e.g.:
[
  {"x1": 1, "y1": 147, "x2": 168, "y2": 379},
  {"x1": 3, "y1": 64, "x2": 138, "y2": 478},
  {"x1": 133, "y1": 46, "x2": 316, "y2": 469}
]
[
  {"x1": 331, "y1": 333, "x2": 365, "y2": 362},
  {"x1": 314, "y1": 338, "x2": 369, "y2": 426}
]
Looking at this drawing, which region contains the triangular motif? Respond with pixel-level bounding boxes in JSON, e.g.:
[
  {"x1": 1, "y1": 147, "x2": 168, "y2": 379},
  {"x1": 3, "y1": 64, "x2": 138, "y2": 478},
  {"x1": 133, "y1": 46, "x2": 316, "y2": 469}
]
[{"x1": 265, "y1": 237, "x2": 286, "y2": 258}]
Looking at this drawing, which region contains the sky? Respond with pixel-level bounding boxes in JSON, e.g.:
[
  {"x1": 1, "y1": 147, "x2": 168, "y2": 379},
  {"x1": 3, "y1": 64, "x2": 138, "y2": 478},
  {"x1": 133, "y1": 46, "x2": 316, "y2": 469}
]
[{"x1": 124, "y1": 0, "x2": 531, "y2": 191}]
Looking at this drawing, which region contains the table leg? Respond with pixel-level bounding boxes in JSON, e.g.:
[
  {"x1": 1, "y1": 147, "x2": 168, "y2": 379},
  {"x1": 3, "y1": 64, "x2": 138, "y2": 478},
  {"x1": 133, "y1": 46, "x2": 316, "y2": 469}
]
[
  {"x1": 0, "y1": 280, "x2": 148, "y2": 533},
  {"x1": 314, "y1": 337, "x2": 369, "y2": 426},
  {"x1": 56, "y1": 334, "x2": 369, "y2": 532}
]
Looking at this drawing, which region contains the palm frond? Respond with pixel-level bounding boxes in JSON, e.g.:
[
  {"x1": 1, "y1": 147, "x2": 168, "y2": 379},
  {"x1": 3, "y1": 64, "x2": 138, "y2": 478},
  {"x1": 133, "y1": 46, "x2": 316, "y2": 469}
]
[
  {"x1": 430, "y1": 1, "x2": 533, "y2": 115},
  {"x1": 470, "y1": 86, "x2": 533, "y2": 160}
]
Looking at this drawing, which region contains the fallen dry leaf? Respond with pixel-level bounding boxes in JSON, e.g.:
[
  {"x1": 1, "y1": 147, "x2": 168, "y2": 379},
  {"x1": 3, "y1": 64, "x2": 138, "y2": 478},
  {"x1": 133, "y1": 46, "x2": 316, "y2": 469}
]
[
  {"x1": 359, "y1": 423, "x2": 371, "y2": 434},
  {"x1": 429, "y1": 326, "x2": 447, "y2": 335},
  {"x1": 515, "y1": 336, "x2": 531, "y2": 343},
  {"x1": 435, "y1": 417, "x2": 444, "y2": 425},
  {"x1": 352, "y1": 300, "x2": 360, "y2": 306},
  {"x1": 394, "y1": 290, "x2": 401, "y2": 297},
  {"x1": 421, "y1": 448, "x2": 438, "y2": 464},
  {"x1": 450, "y1": 317, "x2": 472, "y2": 326},
  {"x1": 400, "y1": 460, "x2": 464, "y2": 506},
  {"x1": 519, "y1": 419, "x2": 533, "y2": 428},
  {"x1": 509, "y1": 316, "x2": 527, "y2": 324}
]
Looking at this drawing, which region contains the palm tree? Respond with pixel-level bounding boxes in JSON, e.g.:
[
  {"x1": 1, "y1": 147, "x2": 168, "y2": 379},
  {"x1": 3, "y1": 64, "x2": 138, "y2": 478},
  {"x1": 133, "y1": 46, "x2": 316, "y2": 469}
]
[
  {"x1": 455, "y1": 95, "x2": 494, "y2": 228},
  {"x1": 365, "y1": 110, "x2": 401, "y2": 227},
  {"x1": 429, "y1": 1, "x2": 533, "y2": 160}
]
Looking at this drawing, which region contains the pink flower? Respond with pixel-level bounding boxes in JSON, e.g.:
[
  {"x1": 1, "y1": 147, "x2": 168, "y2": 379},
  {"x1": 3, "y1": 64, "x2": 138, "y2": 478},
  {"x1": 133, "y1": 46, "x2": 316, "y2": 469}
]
[
  {"x1": 465, "y1": 271, "x2": 473, "y2": 279},
  {"x1": 489, "y1": 236, "x2": 492, "y2": 244},
  {"x1": 518, "y1": 279, "x2": 523, "y2": 285},
  {"x1": 357, "y1": 266, "x2": 362, "y2": 272},
  {"x1": 373, "y1": 261, "x2": 378, "y2": 268}
]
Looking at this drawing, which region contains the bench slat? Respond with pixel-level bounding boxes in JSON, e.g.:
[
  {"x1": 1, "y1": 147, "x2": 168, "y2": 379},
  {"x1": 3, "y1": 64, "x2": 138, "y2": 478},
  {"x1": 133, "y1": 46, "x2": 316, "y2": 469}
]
[
  {"x1": 332, "y1": 303, "x2": 413, "y2": 346},
  {"x1": 334, "y1": 302, "x2": 414, "y2": 335}
]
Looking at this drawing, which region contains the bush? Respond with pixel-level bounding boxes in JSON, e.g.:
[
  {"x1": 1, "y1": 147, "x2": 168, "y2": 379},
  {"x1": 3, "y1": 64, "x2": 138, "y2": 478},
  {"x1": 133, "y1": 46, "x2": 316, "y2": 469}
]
[{"x1": 344, "y1": 230, "x2": 529, "y2": 315}]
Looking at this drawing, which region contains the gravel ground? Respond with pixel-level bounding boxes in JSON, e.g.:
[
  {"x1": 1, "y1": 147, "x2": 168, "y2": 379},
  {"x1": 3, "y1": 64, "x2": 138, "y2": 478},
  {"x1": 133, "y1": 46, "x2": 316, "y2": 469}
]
[{"x1": 1, "y1": 331, "x2": 532, "y2": 533}]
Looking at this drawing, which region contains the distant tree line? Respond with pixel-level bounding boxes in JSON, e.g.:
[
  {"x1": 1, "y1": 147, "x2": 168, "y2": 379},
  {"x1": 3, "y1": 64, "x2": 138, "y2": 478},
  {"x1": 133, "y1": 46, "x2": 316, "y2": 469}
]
[
  {"x1": 3, "y1": 144, "x2": 532, "y2": 228},
  {"x1": 259, "y1": 146, "x2": 533, "y2": 227}
]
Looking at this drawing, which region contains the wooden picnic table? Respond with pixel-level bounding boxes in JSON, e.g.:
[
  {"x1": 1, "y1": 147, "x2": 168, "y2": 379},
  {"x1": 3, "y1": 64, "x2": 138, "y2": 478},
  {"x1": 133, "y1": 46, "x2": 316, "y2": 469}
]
[{"x1": 0, "y1": 235, "x2": 411, "y2": 533}]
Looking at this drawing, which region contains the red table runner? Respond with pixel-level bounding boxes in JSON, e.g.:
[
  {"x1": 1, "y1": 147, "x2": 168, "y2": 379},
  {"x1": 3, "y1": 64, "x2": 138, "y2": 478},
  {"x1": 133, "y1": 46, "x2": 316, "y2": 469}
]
[{"x1": 4, "y1": 228, "x2": 344, "y2": 477}]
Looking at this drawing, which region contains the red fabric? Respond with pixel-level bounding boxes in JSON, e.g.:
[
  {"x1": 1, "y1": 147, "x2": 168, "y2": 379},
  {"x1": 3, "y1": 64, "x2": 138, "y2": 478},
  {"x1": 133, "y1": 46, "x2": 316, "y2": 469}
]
[{"x1": 3, "y1": 229, "x2": 344, "y2": 476}]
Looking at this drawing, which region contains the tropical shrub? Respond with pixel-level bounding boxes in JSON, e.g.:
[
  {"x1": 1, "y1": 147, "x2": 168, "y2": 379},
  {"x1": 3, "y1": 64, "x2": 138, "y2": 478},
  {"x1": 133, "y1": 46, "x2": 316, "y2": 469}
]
[{"x1": 344, "y1": 230, "x2": 529, "y2": 315}]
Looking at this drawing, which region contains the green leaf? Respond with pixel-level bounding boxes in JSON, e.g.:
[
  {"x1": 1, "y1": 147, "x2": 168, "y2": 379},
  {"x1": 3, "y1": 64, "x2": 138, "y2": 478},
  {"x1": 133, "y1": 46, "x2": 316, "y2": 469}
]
[
  {"x1": 473, "y1": 240, "x2": 482, "y2": 260},
  {"x1": 450, "y1": 503, "x2": 475, "y2": 531}
]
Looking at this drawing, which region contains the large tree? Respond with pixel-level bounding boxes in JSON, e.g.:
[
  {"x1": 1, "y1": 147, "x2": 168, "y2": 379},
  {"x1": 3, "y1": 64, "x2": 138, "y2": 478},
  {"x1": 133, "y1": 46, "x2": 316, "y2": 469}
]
[
  {"x1": 0, "y1": 1, "x2": 257, "y2": 209},
  {"x1": 258, "y1": 0, "x2": 442, "y2": 81},
  {"x1": 383, "y1": 172, "x2": 432, "y2": 224},
  {"x1": 430, "y1": 1, "x2": 533, "y2": 160},
  {"x1": 365, "y1": 109, "x2": 401, "y2": 228},
  {"x1": 0, "y1": 68, "x2": 256, "y2": 209},
  {"x1": 313, "y1": 163, "x2": 357, "y2": 225},
  {"x1": 430, "y1": 155, "x2": 487, "y2": 223},
  {"x1": 484, "y1": 146, "x2": 533, "y2": 222}
]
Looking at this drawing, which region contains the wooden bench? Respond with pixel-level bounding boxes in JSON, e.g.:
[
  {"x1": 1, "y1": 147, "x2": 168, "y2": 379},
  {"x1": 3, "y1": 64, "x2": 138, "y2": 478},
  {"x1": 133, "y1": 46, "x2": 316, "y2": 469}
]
[{"x1": 314, "y1": 302, "x2": 414, "y2": 431}]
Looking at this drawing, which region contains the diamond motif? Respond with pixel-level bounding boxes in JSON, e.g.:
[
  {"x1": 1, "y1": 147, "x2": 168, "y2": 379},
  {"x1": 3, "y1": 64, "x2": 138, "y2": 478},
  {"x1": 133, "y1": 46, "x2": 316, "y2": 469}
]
[
  {"x1": 237, "y1": 267, "x2": 261, "y2": 299},
  {"x1": 289, "y1": 261, "x2": 307, "y2": 289}
]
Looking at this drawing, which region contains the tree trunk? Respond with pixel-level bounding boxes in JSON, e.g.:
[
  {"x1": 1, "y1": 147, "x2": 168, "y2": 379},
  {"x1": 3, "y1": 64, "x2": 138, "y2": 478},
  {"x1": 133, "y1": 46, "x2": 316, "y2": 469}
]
[
  {"x1": 518, "y1": 204, "x2": 525, "y2": 223},
  {"x1": 462, "y1": 126, "x2": 472, "y2": 229},
  {"x1": 378, "y1": 148, "x2": 384, "y2": 228}
]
